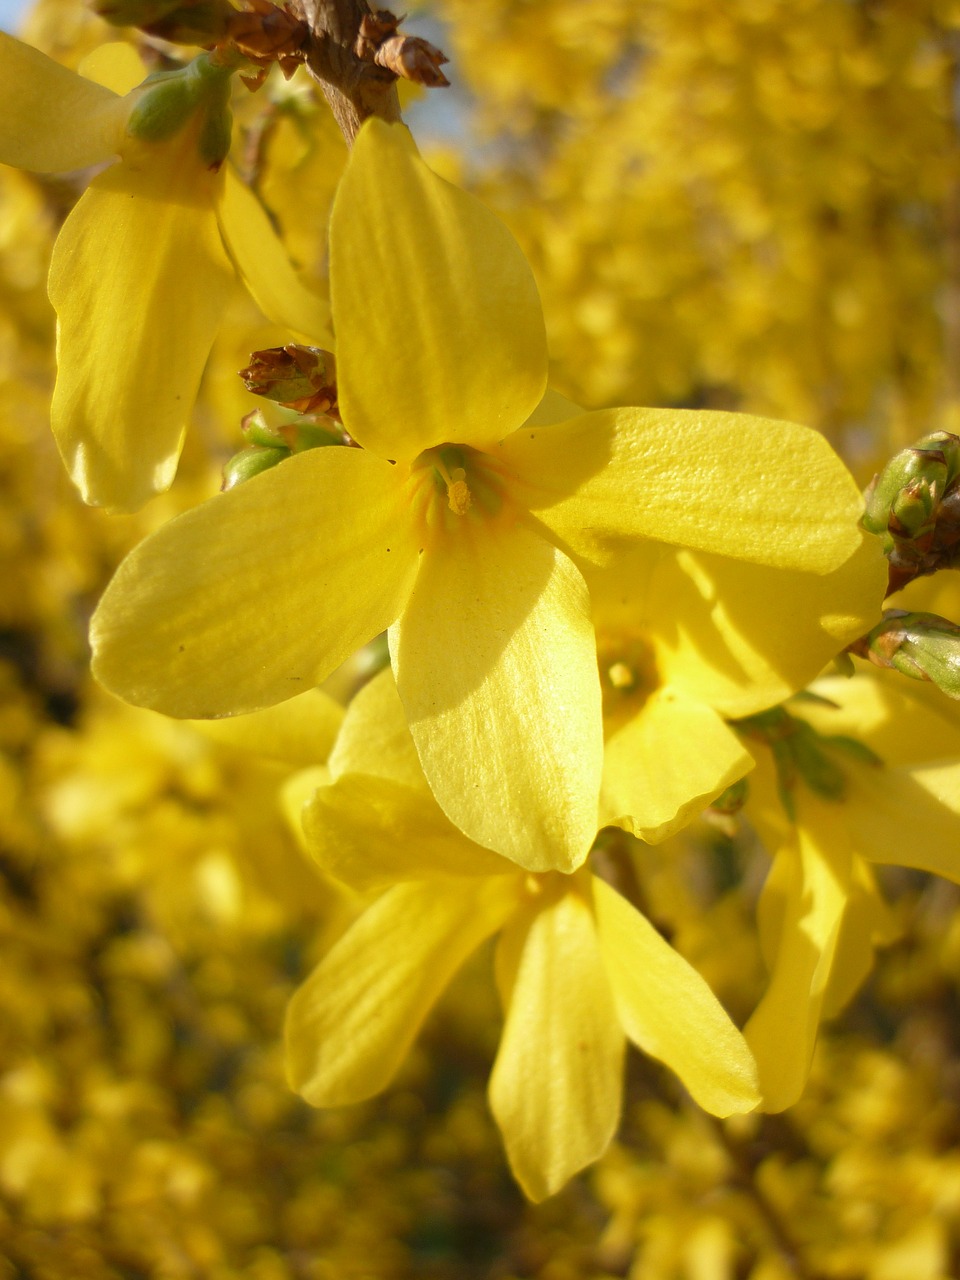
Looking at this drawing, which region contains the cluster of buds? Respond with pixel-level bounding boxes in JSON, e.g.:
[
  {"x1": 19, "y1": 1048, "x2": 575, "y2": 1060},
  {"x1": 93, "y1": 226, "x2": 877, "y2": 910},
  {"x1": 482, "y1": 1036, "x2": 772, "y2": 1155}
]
[
  {"x1": 733, "y1": 704, "x2": 879, "y2": 820},
  {"x1": 847, "y1": 609, "x2": 960, "y2": 701},
  {"x1": 861, "y1": 431, "x2": 960, "y2": 594},
  {"x1": 224, "y1": 345, "x2": 345, "y2": 489}
]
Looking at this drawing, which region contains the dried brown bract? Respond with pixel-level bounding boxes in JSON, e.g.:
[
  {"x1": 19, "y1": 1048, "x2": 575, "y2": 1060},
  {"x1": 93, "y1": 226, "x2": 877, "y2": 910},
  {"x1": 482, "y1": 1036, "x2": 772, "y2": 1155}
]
[{"x1": 355, "y1": 9, "x2": 449, "y2": 88}]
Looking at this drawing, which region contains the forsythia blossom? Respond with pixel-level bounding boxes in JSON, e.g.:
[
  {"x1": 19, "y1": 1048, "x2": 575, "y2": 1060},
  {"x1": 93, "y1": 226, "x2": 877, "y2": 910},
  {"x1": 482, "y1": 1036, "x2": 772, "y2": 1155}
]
[
  {"x1": 90, "y1": 118, "x2": 878, "y2": 874},
  {"x1": 0, "y1": 33, "x2": 331, "y2": 510},
  {"x1": 284, "y1": 669, "x2": 760, "y2": 1200},
  {"x1": 742, "y1": 669, "x2": 960, "y2": 1111}
]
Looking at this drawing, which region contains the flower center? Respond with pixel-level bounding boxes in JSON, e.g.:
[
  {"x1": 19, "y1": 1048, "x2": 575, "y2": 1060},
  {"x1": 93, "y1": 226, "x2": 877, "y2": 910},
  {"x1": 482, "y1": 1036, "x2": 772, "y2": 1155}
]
[
  {"x1": 409, "y1": 444, "x2": 506, "y2": 535},
  {"x1": 597, "y1": 632, "x2": 660, "y2": 735}
]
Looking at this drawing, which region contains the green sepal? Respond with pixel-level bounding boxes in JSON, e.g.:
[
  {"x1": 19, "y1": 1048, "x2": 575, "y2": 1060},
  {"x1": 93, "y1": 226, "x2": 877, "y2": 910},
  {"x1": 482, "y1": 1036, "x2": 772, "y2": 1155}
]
[{"x1": 125, "y1": 53, "x2": 234, "y2": 163}]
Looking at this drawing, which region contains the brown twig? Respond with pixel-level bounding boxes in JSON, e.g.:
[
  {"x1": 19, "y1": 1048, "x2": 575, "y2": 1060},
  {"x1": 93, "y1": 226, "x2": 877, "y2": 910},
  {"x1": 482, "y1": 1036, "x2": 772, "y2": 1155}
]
[{"x1": 286, "y1": 0, "x2": 447, "y2": 144}]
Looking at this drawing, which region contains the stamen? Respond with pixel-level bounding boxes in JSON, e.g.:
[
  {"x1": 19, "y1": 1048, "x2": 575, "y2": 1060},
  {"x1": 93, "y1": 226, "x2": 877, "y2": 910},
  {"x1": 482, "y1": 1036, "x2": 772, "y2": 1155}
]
[{"x1": 446, "y1": 467, "x2": 472, "y2": 515}]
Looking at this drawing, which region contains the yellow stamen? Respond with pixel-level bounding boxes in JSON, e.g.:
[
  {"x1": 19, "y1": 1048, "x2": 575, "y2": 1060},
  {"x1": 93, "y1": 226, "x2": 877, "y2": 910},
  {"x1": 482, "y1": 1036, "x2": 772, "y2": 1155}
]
[{"x1": 438, "y1": 462, "x2": 472, "y2": 515}]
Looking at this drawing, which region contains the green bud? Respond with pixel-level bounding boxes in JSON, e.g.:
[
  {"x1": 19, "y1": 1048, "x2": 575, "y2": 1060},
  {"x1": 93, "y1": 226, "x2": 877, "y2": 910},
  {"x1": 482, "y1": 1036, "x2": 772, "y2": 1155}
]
[
  {"x1": 240, "y1": 408, "x2": 285, "y2": 449},
  {"x1": 888, "y1": 612, "x2": 960, "y2": 699},
  {"x1": 851, "y1": 608, "x2": 960, "y2": 700},
  {"x1": 221, "y1": 445, "x2": 288, "y2": 490},
  {"x1": 889, "y1": 470, "x2": 944, "y2": 538},
  {"x1": 289, "y1": 422, "x2": 343, "y2": 452}
]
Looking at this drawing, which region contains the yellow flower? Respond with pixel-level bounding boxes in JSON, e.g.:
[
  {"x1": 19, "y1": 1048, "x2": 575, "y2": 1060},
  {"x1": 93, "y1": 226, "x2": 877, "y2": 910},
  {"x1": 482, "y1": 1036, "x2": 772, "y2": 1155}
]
[
  {"x1": 0, "y1": 33, "x2": 331, "y2": 511},
  {"x1": 284, "y1": 669, "x2": 759, "y2": 1201},
  {"x1": 91, "y1": 117, "x2": 871, "y2": 873},
  {"x1": 589, "y1": 532, "x2": 884, "y2": 843},
  {"x1": 743, "y1": 669, "x2": 960, "y2": 1112}
]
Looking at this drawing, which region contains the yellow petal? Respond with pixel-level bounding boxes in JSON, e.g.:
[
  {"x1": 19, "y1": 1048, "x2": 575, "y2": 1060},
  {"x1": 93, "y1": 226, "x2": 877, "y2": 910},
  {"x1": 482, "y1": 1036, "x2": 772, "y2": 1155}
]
[
  {"x1": 847, "y1": 761, "x2": 960, "y2": 883},
  {"x1": 601, "y1": 687, "x2": 754, "y2": 841},
  {"x1": 78, "y1": 42, "x2": 145, "y2": 94},
  {"x1": 286, "y1": 876, "x2": 518, "y2": 1106},
  {"x1": 219, "y1": 168, "x2": 333, "y2": 347},
  {"x1": 744, "y1": 795, "x2": 853, "y2": 1113},
  {"x1": 48, "y1": 151, "x2": 233, "y2": 510},
  {"x1": 498, "y1": 407, "x2": 867, "y2": 573},
  {"x1": 821, "y1": 856, "x2": 899, "y2": 1019},
  {"x1": 327, "y1": 666, "x2": 429, "y2": 793},
  {"x1": 0, "y1": 33, "x2": 128, "y2": 172},
  {"x1": 594, "y1": 876, "x2": 759, "y2": 1116},
  {"x1": 391, "y1": 521, "x2": 603, "y2": 873},
  {"x1": 330, "y1": 119, "x2": 547, "y2": 460},
  {"x1": 489, "y1": 881, "x2": 624, "y2": 1201},
  {"x1": 91, "y1": 448, "x2": 419, "y2": 716},
  {"x1": 302, "y1": 773, "x2": 514, "y2": 893},
  {"x1": 647, "y1": 537, "x2": 886, "y2": 718},
  {"x1": 799, "y1": 671, "x2": 960, "y2": 766},
  {"x1": 190, "y1": 687, "x2": 344, "y2": 766}
]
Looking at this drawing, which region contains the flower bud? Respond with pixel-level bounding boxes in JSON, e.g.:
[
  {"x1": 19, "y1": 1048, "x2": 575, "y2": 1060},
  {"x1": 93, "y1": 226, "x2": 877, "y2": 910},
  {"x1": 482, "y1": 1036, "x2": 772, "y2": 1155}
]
[
  {"x1": 850, "y1": 609, "x2": 960, "y2": 700},
  {"x1": 221, "y1": 444, "x2": 287, "y2": 490},
  {"x1": 240, "y1": 345, "x2": 338, "y2": 416}
]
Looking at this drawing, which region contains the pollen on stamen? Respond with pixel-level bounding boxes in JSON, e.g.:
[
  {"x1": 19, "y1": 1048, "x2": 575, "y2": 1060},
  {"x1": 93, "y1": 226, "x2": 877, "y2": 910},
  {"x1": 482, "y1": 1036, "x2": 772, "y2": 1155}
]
[{"x1": 446, "y1": 468, "x2": 473, "y2": 515}]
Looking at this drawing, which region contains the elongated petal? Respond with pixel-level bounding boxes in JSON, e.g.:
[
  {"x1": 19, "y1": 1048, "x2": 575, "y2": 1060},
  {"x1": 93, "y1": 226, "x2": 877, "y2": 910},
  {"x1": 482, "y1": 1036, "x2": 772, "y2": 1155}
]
[
  {"x1": 49, "y1": 151, "x2": 232, "y2": 510},
  {"x1": 191, "y1": 687, "x2": 343, "y2": 766},
  {"x1": 327, "y1": 666, "x2": 429, "y2": 793},
  {"x1": 219, "y1": 168, "x2": 333, "y2": 347},
  {"x1": 286, "y1": 876, "x2": 518, "y2": 1106},
  {"x1": 821, "y1": 856, "x2": 899, "y2": 1019},
  {"x1": 391, "y1": 521, "x2": 603, "y2": 873},
  {"x1": 848, "y1": 761, "x2": 960, "y2": 883},
  {"x1": 303, "y1": 773, "x2": 514, "y2": 893},
  {"x1": 646, "y1": 538, "x2": 885, "y2": 718},
  {"x1": 594, "y1": 877, "x2": 759, "y2": 1116},
  {"x1": 600, "y1": 687, "x2": 753, "y2": 841},
  {"x1": 330, "y1": 119, "x2": 547, "y2": 460},
  {"x1": 744, "y1": 794, "x2": 853, "y2": 1113},
  {"x1": 0, "y1": 34, "x2": 128, "y2": 172},
  {"x1": 498, "y1": 407, "x2": 866, "y2": 573},
  {"x1": 489, "y1": 883, "x2": 624, "y2": 1201},
  {"x1": 92, "y1": 447, "x2": 418, "y2": 717}
]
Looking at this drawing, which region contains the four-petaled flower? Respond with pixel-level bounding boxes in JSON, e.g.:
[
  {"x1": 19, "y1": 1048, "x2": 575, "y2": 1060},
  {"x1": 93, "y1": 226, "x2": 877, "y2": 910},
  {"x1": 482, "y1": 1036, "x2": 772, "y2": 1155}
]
[
  {"x1": 284, "y1": 669, "x2": 760, "y2": 1200},
  {"x1": 91, "y1": 117, "x2": 874, "y2": 874}
]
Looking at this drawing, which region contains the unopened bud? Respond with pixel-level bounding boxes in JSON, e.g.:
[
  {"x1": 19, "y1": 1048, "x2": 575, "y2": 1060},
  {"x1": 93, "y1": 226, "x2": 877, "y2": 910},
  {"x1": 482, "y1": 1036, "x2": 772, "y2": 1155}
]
[
  {"x1": 239, "y1": 407, "x2": 342, "y2": 453},
  {"x1": 240, "y1": 345, "x2": 338, "y2": 416},
  {"x1": 222, "y1": 444, "x2": 287, "y2": 490},
  {"x1": 849, "y1": 608, "x2": 960, "y2": 700},
  {"x1": 863, "y1": 444, "x2": 947, "y2": 538}
]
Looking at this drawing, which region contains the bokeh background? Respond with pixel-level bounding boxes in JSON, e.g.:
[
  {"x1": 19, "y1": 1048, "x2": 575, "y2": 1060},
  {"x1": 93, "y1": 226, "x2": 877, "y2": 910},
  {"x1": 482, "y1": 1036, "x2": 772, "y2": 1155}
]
[{"x1": 4, "y1": 1, "x2": 960, "y2": 1276}]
